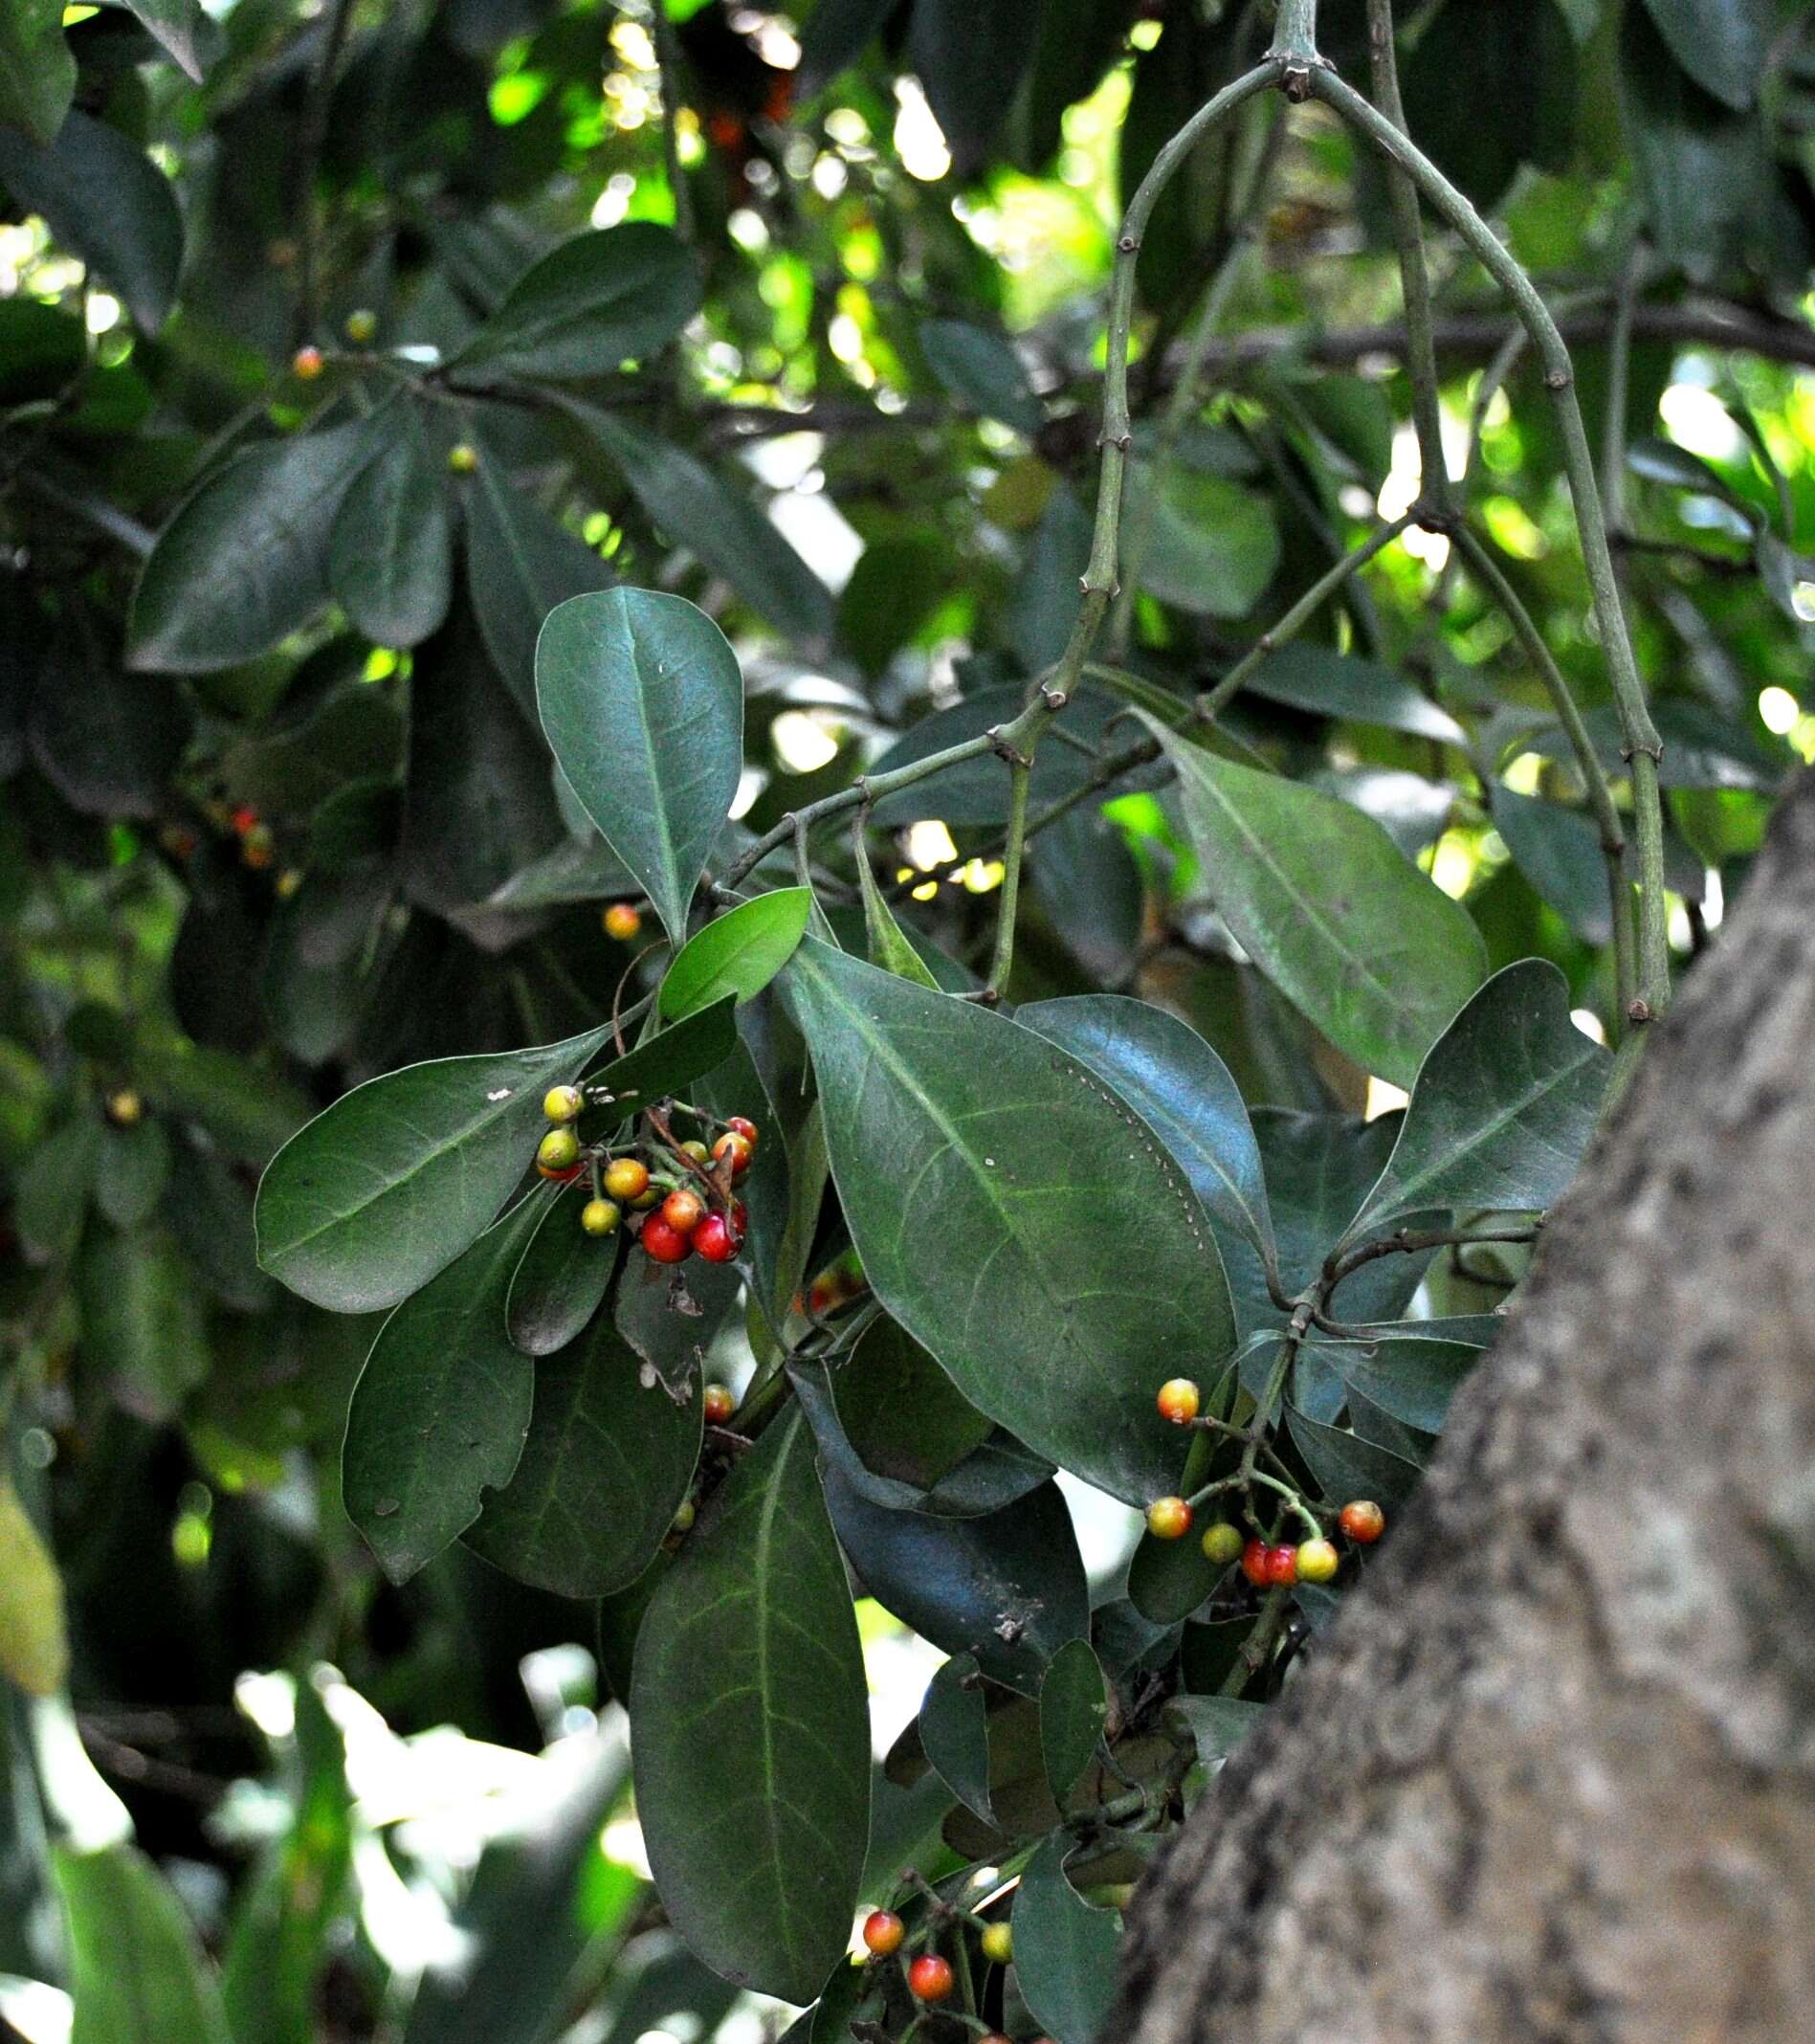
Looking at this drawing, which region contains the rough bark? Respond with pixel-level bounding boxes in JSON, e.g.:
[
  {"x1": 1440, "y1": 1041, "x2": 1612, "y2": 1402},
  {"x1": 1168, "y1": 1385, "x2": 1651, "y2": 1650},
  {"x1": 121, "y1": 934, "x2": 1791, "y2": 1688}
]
[{"x1": 1113, "y1": 769, "x2": 1815, "y2": 2044}]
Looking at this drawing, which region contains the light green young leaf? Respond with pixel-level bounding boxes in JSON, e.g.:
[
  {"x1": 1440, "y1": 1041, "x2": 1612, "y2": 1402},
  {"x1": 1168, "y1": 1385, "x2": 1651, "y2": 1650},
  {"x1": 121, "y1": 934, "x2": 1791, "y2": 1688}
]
[
  {"x1": 55, "y1": 1844, "x2": 232, "y2": 2044},
  {"x1": 659, "y1": 889, "x2": 813, "y2": 1021}
]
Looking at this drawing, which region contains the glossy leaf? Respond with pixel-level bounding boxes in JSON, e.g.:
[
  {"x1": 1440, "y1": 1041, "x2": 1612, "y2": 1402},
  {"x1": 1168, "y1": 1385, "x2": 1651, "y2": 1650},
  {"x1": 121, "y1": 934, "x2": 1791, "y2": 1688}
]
[
  {"x1": 631, "y1": 1411, "x2": 870, "y2": 2003},
  {"x1": 660, "y1": 889, "x2": 812, "y2": 1021},
  {"x1": 1343, "y1": 961, "x2": 1608, "y2": 1242},
  {"x1": 830, "y1": 1315, "x2": 996, "y2": 1495},
  {"x1": 1018, "y1": 993, "x2": 1273, "y2": 1265},
  {"x1": 1286, "y1": 1407, "x2": 1425, "y2": 1515},
  {"x1": 127, "y1": 425, "x2": 373, "y2": 673},
  {"x1": 328, "y1": 410, "x2": 454, "y2": 648},
  {"x1": 856, "y1": 841, "x2": 941, "y2": 989},
  {"x1": 1014, "y1": 1832, "x2": 1121, "y2": 2044},
  {"x1": 590, "y1": 995, "x2": 741, "y2": 1117},
  {"x1": 1329, "y1": 1327, "x2": 1484, "y2": 1434},
  {"x1": 342, "y1": 1194, "x2": 544, "y2": 1583},
  {"x1": 466, "y1": 1311, "x2": 701, "y2": 1597},
  {"x1": 1641, "y1": 0, "x2": 1769, "y2": 112},
  {"x1": 919, "y1": 1654, "x2": 993, "y2": 1822},
  {"x1": 577, "y1": 408, "x2": 833, "y2": 641},
  {"x1": 1134, "y1": 464, "x2": 1281, "y2": 619},
  {"x1": 822, "y1": 1469, "x2": 1089, "y2": 1695},
  {"x1": 1402, "y1": 0, "x2": 1578, "y2": 210},
  {"x1": 505, "y1": 1182, "x2": 617, "y2": 1356},
  {"x1": 0, "y1": 112, "x2": 183, "y2": 332},
  {"x1": 55, "y1": 1844, "x2": 232, "y2": 2044},
  {"x1": 1039, "y1": 1638, "x2": 1107, "y2": 1802},
  {"x1": 1163, "y1": 1693, "x2": 1267, "y2": 1766},
  {"x1": 1127, "y1": 1519, "x2": 1222, "y2": 1628},
  {"x1": 450, "y1": 223, "x2": 700, "y2": 382},
  {"x1": 0, "y1": 0, "x2": 74, "y2": 145},
  {"x1": 786, "y1": 942, "x2": 1235, "y2": 1507},
  {"x1": 536, "y1": 589, "x2": 745, "y2": 945},
  {"x1": 1140, "y1": 717, "x2": 1487, "y2": 1088},
  {"x1": 1246, "y1": 644, "x2": 1466, "y2": 746},
  {"x1": 919, "y1": 319, "x2": 1043, "y2": 434},
  {"x1": 255, "y1": 1018, "x2": 618, "y2": 1315}
]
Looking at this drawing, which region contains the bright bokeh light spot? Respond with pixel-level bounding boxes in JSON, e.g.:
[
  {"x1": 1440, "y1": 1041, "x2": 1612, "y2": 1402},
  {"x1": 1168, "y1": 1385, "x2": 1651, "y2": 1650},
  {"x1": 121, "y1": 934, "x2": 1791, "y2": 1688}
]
[
  {"x1": 1364, "y1": 1076, "x2": 1409, "y2": 1121},
  {"x1": 1759, "y1": 685, "x2": 1801, "y2": 735},
  {"x1": 1502, "y1": 751, "x2": 1545, "y2": 795},
  {"x1": 84, "y1": 292, "x2": 121, "y2": 335},
  {"x1": 828, "y1": 311, "x2": 865, "y2": 364},
  {"x1": 1658, "y1": 383, "x2": 1744, "y2": 463},
  {"x1": 729, "y1": 766, "x2": 763, "y2": 820},
  {"x1": 234, "y1": 1670, "x2": 298, "y2": 1741},
  {"x1": 590, "y1": 173, "x2": 635, "y2": 229},
  {"x1": 894, "y1": 78, "x2": 951, "y2": 182},
  {"x1": 1571, "y1": 1008, "x2": 1607, "y2": 1046},
  {"x1": 1428, "y1": 830, "x2": 1477, "y2": 900},
  {"x1": 904, "y1": 819, "x2": 958, "y2": 872},
  {"x1": 602, "y1": 1815, "x2": 653, "y2": 1878},
  {"x1": 1377, "y1": 425, "x2": 1450, "y2": 570},
  {"x1": 960, "y1": 858, "x2": 1005, "y2": 893},
  {"x1": 608, "y1": 19, "x2": 656, "y2": 70},
  {"x1": 1482, "y1": 495, "x2": 1546, "y2": 560},
  {"x1": 771, "y1": 707, "x2": 842, "y2": 773}
]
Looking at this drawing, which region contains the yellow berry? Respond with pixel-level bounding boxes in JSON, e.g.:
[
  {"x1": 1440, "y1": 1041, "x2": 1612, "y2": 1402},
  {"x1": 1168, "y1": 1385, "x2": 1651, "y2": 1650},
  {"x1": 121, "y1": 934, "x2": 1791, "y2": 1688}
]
[
  {"x1": 671, "y1": 1499, "x2": 697, "y2": 1534},
  {"x1": 1146, "y1": 1496, "x2": 1193, "y2": 1542},
  {"x1": 343, "y1": 308, "x2": 377, "y2": 343},
  {"x1": 679, "y1": 1139, "x2": 711, "y2": 1165},
  {"x1": 1156, "y1": 1377, "x2": 1200, "y2": 1426},
  {"x1": 603, "y1": 1156, "x2": 650, "y2": 1201},
  {"x1": 448, "y1": 442, "x2": 478, "y2": 475},
  {"x1": 979, "y1": 1922, "x2": 1013, "y2": 1966},
  {"x1": 581, "y1": 1197, "x2": 621, "y2": 1237},
  {"x1": 1297, "y1": 1537, "x2": 1339, "y2": 1584},
  {"x1": 104, "y1": 1089, "x2": 143, "y2": 1127},
  {"x1": 538, "y1": 1127, "x2": 580, "y2": 1173},
  {"x1": 543, "y1": 1084, "x2": 584, "y2": 1123}
]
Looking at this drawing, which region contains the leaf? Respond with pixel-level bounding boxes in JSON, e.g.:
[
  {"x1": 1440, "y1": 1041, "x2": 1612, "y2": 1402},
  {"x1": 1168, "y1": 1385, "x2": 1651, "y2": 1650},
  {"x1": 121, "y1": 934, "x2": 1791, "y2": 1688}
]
[
  {"x1": 1140, "y1": 717, "x2": 1488, "y2": 1088},
  {"x1": 907, "y1": 0, "x2": 1043, "y2": 178},
  {"x1": 505, "y1": 1182, "x2": 617, "y2": 1357},
  {"x1": 1133, "y1": 464, "x2": 1281, "y2": 619},
  {"x1": 822, "y1": 1469, "x2": 1088, "y2": 1695},
  {"x1": 127, "y1": 424, "x2": 373, "y2": 673},
  {"x1": 830, "y1": 1316, "x2": 996, "y2": 1494},
  {"x1": 328, "y1": 409, "x2": 454, "y2": 647},
  {"x1": 77, "y1": 1228, "x2": 209, "y2": 1420},
  {"x1": 1245, "y1": 644, "x2": 1466, "y2": 746},
  {"x1": 537, "y1": 589, "x2": 745, "y2": 945},
  {"x1": 919, "y1": 1655, "x2": 993, "y2": 1821},
  {"x1": 631, "y1": 1411, "x2": 870, "y2": 2003},
  {"x1": 856, "y1": 843, "x2": 941, "y2": 989},
  {"x1": 1163, "y1": 1693, "x2": 1267, "y2": 1766},
  {"x1": 0, "y1": 0, "x2": 73, "y2": 147},
  {"x1": 1039, "y1": 1638, "x2": 1106, "y2": 1801},
  {"x1": 1490, "y1": 787, "x2": 1612, "y2": 945},
  {"x1": 660, "y1": 890, "x2": 812, "y2": 1022},
  {"x1": 465, "y1": 1310, "x2": 701, "y2": 1597},
  {"x1": 341, "y1": 1194, "x2": 545, "y2": 1584},
  {"x1": 55, "y1": 1843, "x2": 232, "y2": 2044},
  {"x1": 1127, "y1": 1518, "x2": 1222, "y2": 1628},
  {"x1": 1640, "y1": 0, "x2": 1770, "y2": 112},
  {"x1": 836, "y1": 535, "x2": 954, "y2": 679},
  {"x1": 463, "y1": 452, "x2": 614, "y2": 717},
  {"x1": 118, "y1": 0, "x2": 220, "y2": 80},
  {"x1": 919, "y1": 319, "x2": 1043, "y2": 434},
  {"x1": 797, "y1": 0, "x2": 896, "y2": 91},
  {"x1": 255, "y1": 1017, "x2": 620, "y2": 1315},
  {"x1": 1013, "y1": 1832, "x2": 1120, "y2": 2044},
  {"x1": 1008, "y1": 479, "x2": 1092, "y2": 674},
  {"x1": 450, "y1": 223, "x2": 700, "y2": 382},
  {"x1": 28, "y1": 629, "x2": 191, "y2": 818},
  {"x1": 574, "y1": 408, "x2": 833, "y2": 641},
  {"x1": 786, "y1": 942, "x2": 1236, "y2": 1508},
  {"x1": 1287, "y1": 1406, "x2": 1425, "y2": 1515},
  {"x1": 0, "y1": 1479, "x2": 67, "y2": 1697},
  {"x1": 1402, "y1": 0, "x2": 1578, "y2": 210},
  {"x1": 95, "y1": 1120, "x2": 171, "y2": 1231},
  {"x1": 14, "y1": 1112, "x2": 99, "y2": 1257},
  {"x1": 0, "y1": 111, "x2": 183, "y2": 332},
  {"x1": 1018, "y1": 993, "x2": 1273, "y2": 1266},
  {"x1": 1323, "y1": 1329, "x2": 1486, "y2": 1434},
  {"x1": 1343, "y1": 961, "x2": 1608, "y2": 1242}
]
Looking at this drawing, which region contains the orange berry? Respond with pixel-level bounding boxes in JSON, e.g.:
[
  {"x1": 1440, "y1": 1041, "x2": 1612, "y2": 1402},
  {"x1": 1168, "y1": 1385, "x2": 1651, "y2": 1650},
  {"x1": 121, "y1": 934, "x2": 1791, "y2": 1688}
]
[
  {"x1": 661, "y1": 1188, "x2": 706, "y2": 1235},
  {"x1": 1339, "y1": 1500, "x2": 1385, "y2": 1544},
  {"x1": 292, "y1": 345, "x2": 324, "y2": 380},
  {"x1": 1156, "y1": 1377, "x2": 1200, "y2": 1425},
  {"x1": 1146, "y1": 1497, "x2": 1193, "y2": 1542},
  {"x1": 603, "y1": 1157, "x2": 650, "y2": 1202},
  {"x1": 712, "y1": 1130, "x2": 753, "y2": 1177},
  {"x1": 862, "y1": 1909, "x2": 904, "y2": 1957},
  {"x1": 703, "y1": 1383, "x2": 735, "y2": 1427},
  {"x1": 907, "y1": 1953, "x2": 954, "y2": 2004},
  {"x1": 603, "y1": 901, "x2": 642, "y2": 941}
]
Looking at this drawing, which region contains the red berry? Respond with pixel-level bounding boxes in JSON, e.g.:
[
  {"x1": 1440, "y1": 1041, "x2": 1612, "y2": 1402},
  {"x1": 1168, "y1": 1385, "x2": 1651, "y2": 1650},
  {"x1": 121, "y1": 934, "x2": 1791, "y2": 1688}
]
[
  {"x1": 703, "y1": 1383, "x2": 735, "y2": 1427},
  {"x1": 693, "y1": 1211, "x2": 742, "y2": 1263},
  {"x1": 1240, "y1": 1539, "x2": 1270, "y2": 1587},
  {"x1": 537, "y1": 1159, "x2": 585, "y2": 1183},
  {"x1": 1145, "y1": 1496, "x2": 1193, "y2": 1542},
  {"x1": 292, "y1": 344, "x2": 324, "y2": 379},
  {"x1": 1156, "y1": 1377, "x2": 1200, "y2": 1425},
  {"x1": 1339, "y1": 1500, "x2": 1386, "y2": 1544},
  {"x1": 726, "y1": 1115, "x2": 759, "y2": 1147},
  {"x1": 661, "y1": 1188, "x2": 706, "y2": 1235},
  {"x1": 1263, "y1": 1544, "x2": 1298, "y2": 1587},
  {"x1": 230, "y1": 802, "x2": 259, "y2": 836},
  {"x1": 907, "y1": 1953, "x2": 954, "y2": 2003},
  {"x1": 641, "y1": 1214, "x2": 692, "y2": 1264},
  {"x1": 712, "y1": 1130, "x2": 753, "y2": 1177},
  {"x1": 862, "y1": 1909, "x2": 904, "y2": 1957}
]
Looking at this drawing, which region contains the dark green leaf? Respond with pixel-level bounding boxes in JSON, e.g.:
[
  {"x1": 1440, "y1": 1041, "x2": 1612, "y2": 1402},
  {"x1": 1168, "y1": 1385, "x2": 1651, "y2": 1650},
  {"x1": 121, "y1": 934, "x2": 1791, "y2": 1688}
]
[
  {"x1": 836, "y1": 534, "x2": 953, "y2": 678},
  {"x1": 823, "y1": 1469, "x2": 1088, "y2": 1694},
  {"x1": 919, "y1": 1654, "x2": 993, "y2": 1821},
  {"x1": 1018, "y1": 992, "x2": 1273, "y2": 1266},
  {"x1": 127, "y1": 425, "x2": 373, "y2": 673},
  {"x1": 1032, "y1": 802, "x2": 1143, "y2": 982},
  {"x1": 0, "y1": 0, "x2": 74, "y2": 145},
  {"x1": 28, "y1": 632, "x2": 190, "y2": 819},
  {"x1": 587, "y1": 994, "x2": 741, "y2": 1118},
  {"x1": 1163, "y1": 1693, "x2": 1267, "y2": 1766},
  {"x1": 830, "y1": 1316, "x2": 995, "y2": 1494},
  {"x1": 505, "y1": 1182, "x2": 618, "y2": 1356},
  {"x1": 1126, "y1": 1519, "x2": 1221, "y2": 1628},
  {"x1": 798, "y1": 0, "x2": 896, "y2": 93},
  {"x1": 1343, "y1": 961, "x2": 1608, "y2": 1241},
  {"x1": 786, "y1": 942, "x2": 1235, "y2": 1507},
  {"x1": 118, "y1": 0, "x2": 220, "y2": 80},
  {"x1": 463, "y1": 452, "x2": 614, "y2": 717},
  {"x1": 1039, "y1": 1638, "x2": 1106, "y2": 1801},
  {"x1": 577, "y1": 409, "x2": 833, "y2": 641},
  {"x1": 342, "y1": 1193, "x2": 546, "y2": 1584},
  {"x1": 1007, "y1": 481, "x2": 1092, "y2": 675},
  {"x1": 1627, "y1": 435, "x2": 1757, "y2": 512},
  {"x1": 486, "y1": 833, "x2": 639, "y2": 911},
  {"x1": 77, "y1": 1227, "x2": 208, "y2": 1420},
  {"x1": 466, "y1": 1309, "x2": 701, "y2": 1596},
  {"x1": 596, "y1": 1934, "x2": 742, "y2": 2044},
  {"x1": 450, "y1": 223, "x2": 700, "y2": 382},
  {"x1": 908, "y1": 0, "x2": 1044, "y2": 177},
  {"x1": 1490, "y1": 787, "x2": 1612, "y2": 945},
  {"x1": 0, "y1": 111, "x2": 183, "y2": 332},
  {"x1": 1013, "y1": 1831, "x2": 1120, "y2": 2044},
  {"x1": 14, "y1": 1115, "x2": 99, "y2": 1257},
  {"x1": 536, "y1": 589, "x2": 745, "y2": 945},
  {"x1": 95, "y1": 1120, "x2": 170, "y2": 1231},
  {"x1": 1286, "y1": 1406, "x2": 1424, "y2": 1514},
  {"x1": 260, "y1": 861, "x2": 393, "y2": 1065},
  {"x1": 55, "y1": 1843, "x2": 232, "y2": 2044},
  {"x1": 1313, "y1": 1330, "x2": 1484, "y2": 1434},
  {"x1": 919, "y1": 319, "x2": 1043, "y2": 434},
  {"x1": 1640, "y1": 0, "x2": 1770, "y2": 111},
  {"x1": 631, "y1": 1411, "x2": 870, "y2": 2003},
  {"x1": 660, "y1": 889, "x2": 812, "y2": 1021},
  {"x1": 1246, "y1": 644, "x2": 1466, "y2": 745},
  {"x1": 1134, "y1": 464, "x2": 1281, "y2": 618},
  {"x1": 255, "y1": 1017, "x2": 618, "y2": 1315},
  {"x1": 1402, "y1": 0, "x2": 1577, "y2": 209},
  {"x1": 328, "y1": 409, "x2": 454, "y2": 648},
  {"x1": 1140, "y1": 718, "x2": 1488, "y2": 1088}
]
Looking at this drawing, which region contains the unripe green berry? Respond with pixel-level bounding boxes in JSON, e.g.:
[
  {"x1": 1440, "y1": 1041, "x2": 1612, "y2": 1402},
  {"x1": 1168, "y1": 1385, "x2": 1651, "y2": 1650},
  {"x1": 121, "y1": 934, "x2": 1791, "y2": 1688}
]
[
  {"x1": 448, "y1": 441, "x2": 478, "y2": 474},
  {"x1": 979, "y1": 1921, "x2": 1013, "y2": 1966},
  {"x1": 538, "y1": 1127, "x2": 580, "y2": 1172},
  {"x1": 543, "y1": 1084, "x2": 584, "y2": 1123},
  {"x1": 343, "y1": 307, "x2": 377, "y2": 343},
  {"x1": 581, "y1": 1197, "x2": 621, "y2": 1237},
  {"x1": 1201, "y1": 1521, "x2": 1244, "y2": 1566}
]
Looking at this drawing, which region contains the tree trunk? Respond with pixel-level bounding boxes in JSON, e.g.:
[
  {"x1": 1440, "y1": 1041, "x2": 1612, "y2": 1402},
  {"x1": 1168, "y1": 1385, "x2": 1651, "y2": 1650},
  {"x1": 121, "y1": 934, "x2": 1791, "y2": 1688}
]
[{"x1": 1113, "y1": 770, "x2": 1815, "y2": 2044}]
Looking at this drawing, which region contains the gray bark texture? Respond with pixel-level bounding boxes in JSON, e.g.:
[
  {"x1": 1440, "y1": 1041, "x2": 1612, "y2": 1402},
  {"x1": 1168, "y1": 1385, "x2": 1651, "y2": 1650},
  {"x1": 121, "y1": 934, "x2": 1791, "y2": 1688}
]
[{"x1": 1113, "y1": 769, "x2": 1815, "y2": 2044}]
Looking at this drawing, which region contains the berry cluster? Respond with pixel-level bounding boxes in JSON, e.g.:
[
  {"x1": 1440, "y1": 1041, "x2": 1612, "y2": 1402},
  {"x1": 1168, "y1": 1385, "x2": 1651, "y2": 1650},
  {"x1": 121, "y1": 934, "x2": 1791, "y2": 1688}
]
[
  {"x1": 859, "y1": 1905, "x2": 1041, "y2": 2035},
  {"x1": 536, "y1": 1086, "x2": 756, "y2": 1267}
]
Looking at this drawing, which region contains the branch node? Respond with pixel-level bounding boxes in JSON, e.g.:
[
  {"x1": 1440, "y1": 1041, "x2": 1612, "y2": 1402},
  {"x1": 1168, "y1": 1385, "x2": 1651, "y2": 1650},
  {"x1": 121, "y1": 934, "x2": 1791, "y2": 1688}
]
[
  {"x1": 1620, "y1": 740, "x2": 1665, "y2": 765},
  {"x1": 1627, "y1": 998, "x2": 1656, "y2": 1026},
  {"x1": 1117, "y1": 233, "x2": 1140, "y2": 255},
  {"x1": 1544, "y1": 365, "x2": 1572, "y2": 390},
  {"x1": 987, "y1": 728, "x2": 1033, "y2": 769},
  {"x1": 1041, "y1": 685, "x2": 1070, "y2": 712}
]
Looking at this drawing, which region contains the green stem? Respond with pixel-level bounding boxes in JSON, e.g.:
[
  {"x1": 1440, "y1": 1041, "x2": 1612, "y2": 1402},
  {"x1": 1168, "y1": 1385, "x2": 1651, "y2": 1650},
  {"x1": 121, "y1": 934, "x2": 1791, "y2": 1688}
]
[
  {"x1": 1268, "y1": 0, "x2": 1322, "y2": 69},
  {"x1": 1219, "y1": 1585, "x2": 1293, "y2": 1697},
  {"x1": 1601, "y1": 244, "x2": 1648, "y2": 534},
  {"x1": 985, "y1": 751, "x2": 1032, "y2": 1001},
  {"x1": 652, "y1": 5, "x2": 697, "y2": 245},
  {"x1": 1196, "y1": 513, "x2": 1417, "y2": 723},
  {"x1": 1316, "y1": 70, "x2": 1670, "y2": 1029},
  {"x1": 1365, "y1": 0, "x2": 1449, "y2": 513}
]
